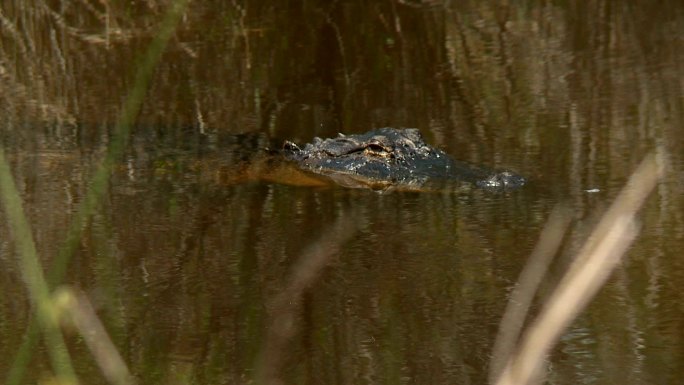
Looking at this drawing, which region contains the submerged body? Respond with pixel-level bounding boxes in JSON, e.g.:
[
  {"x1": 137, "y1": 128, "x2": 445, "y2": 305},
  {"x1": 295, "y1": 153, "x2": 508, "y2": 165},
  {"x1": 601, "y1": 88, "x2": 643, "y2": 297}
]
[{"x1": 281, "y1": 128, "x2": 525, "y2": 192}]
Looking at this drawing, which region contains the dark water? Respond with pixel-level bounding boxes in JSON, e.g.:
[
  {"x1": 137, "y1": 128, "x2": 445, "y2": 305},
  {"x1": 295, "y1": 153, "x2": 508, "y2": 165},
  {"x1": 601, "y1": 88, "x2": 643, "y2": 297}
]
[{"x1": 0, "y1": 1, "x2": 683, "y2": 384}]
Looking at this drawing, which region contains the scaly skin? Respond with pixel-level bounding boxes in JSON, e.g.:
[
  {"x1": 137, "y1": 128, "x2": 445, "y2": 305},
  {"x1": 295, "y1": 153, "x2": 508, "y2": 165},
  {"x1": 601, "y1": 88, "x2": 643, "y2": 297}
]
[{"x1": 282, "y1": 127, "x2": 525, "y2": 192}]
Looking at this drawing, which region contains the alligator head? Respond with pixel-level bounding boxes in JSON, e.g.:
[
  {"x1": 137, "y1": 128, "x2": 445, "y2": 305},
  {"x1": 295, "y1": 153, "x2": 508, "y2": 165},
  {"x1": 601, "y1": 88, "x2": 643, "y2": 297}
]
[{"x1": 282, "y1": 127, "x2": 525, "y2": 191}]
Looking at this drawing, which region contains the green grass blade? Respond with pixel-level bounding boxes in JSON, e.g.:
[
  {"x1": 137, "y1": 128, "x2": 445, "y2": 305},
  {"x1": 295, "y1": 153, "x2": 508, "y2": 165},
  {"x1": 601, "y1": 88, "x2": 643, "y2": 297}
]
[
  {"x1": 0, "y1": 148, "x2": 77, "y2": 384},
  {"x1": 3, "y1": 0, "x2": 190, "y2": 383}
]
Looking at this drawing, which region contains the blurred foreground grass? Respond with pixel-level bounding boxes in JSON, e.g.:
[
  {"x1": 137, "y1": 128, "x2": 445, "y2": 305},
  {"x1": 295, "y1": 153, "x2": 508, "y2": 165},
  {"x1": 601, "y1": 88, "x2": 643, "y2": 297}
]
[
  {"x1": 0, "y1": 1, "x2": 189, "y2": 384},
  {"x1": 0, "y1": 1, "x2": 675, "y2": 384},
  {"x1": 491, "y1": 154, "x2": 664, "y2": 385}
]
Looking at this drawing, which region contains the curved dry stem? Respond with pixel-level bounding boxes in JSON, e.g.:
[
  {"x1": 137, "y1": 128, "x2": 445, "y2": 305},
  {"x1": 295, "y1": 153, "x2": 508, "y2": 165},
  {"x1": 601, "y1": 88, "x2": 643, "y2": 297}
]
[
  {"x1": 255, "y1": 212, "x2": 359, "y2": 385},
  {"x1": 495, "y1": 153, "x2": 664, "y2": 385},
  {"x1": 489, "y1": 205, "x2": 572, "y2": 383}
]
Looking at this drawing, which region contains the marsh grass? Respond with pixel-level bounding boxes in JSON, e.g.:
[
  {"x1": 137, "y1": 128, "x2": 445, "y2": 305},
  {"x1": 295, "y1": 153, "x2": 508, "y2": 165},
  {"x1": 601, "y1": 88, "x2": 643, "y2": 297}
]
[
  {"x1": 0, "y1": 149, "x2": 76, "y2": 383},
  {"x1": 249, "y1": 153, "x2": 663, "y2": 385},
  {"x1": 255, "y1": 213, "x2": 359, "y2": 385},
  {"x1": 491, "y1": 154, "x2": 664, "y2": 385},
  {"x1": 0, "y1": 2, "x2": 673, "y2": 384},
  {"x1": 53, "y1": 287, "x2": 134, "y2": 385},
  {"x1": 488, "y1": 206, "x2": 573, "y2": 383},
  {"x1": 0, "y1": 1, "x2": 190, "y2": 384}
]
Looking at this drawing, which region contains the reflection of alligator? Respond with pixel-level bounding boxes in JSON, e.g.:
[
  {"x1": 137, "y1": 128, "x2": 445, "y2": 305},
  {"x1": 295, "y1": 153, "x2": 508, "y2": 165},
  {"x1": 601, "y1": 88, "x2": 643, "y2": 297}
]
[{"x1": 281, "y1": 127, "x2": 525, "y2": 191}]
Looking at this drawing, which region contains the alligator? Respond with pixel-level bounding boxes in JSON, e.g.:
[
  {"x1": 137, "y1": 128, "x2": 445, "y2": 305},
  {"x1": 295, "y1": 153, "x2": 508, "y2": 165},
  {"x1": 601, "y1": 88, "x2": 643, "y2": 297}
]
[{"x1": 279, "y1": 127, "x2": 525, "y2": 192}]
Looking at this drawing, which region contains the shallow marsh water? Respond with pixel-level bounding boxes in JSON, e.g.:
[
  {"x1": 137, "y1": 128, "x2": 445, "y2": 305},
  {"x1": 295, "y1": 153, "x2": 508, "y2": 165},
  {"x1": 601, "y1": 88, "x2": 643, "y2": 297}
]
[{"x1": 0, "y1": 1, "x2": 683, "y2": 384}]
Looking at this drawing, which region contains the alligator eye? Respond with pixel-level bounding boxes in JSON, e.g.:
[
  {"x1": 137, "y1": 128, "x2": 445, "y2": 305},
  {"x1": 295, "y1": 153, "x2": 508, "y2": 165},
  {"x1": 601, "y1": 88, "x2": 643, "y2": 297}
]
[
  {"x1": 364, "y1": 143, "x2": 392, "y2": 158},
  {"x1": 367, "y1": 143, "x2": 386, "y2": 152}
]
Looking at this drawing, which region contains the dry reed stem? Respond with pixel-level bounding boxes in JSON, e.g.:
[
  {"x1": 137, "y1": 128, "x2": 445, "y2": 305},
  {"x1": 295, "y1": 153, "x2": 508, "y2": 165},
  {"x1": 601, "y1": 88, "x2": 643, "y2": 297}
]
[
  {"x1": 54, "y1": 287, "x2": 135, "y2": 385},
  {"x1": 488, "y1": 205, "x2": 572, "y2": 383},
  {"x1": 255, "y1": 212, "x2": 358, "y2": 385},
  {"x1": 3, "y1": 1, "x2": 190, "y2": 384},
  {"x1": 494, "y1": 154, "x2": 664, "y2": 385}
]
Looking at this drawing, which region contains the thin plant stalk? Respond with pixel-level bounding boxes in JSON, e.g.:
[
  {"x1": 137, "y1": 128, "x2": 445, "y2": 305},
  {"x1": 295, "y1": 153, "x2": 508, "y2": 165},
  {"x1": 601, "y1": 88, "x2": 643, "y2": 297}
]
[
  {"x1": 494, "y1": 154, "x2": 663, "y2": 385},
  {"x1": 0, "y1": 148, "x2": 77, "y2": 384},
  {"x1": 488, "y1": 205, "x2": 572, "y2": 383},
  {"x1": 54, "y1": 287, "x2": 135, "y2": 385},
  {"x1": 255, "y1": 212, "x2": 359, "y2": 385},
  {"x1": 3, "y1": 0, "x2": 190, "y2": 384}
]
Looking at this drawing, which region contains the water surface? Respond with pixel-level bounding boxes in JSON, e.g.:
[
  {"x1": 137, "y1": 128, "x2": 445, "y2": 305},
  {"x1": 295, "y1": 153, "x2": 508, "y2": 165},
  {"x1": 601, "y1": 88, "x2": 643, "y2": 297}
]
[{"x1": 0, "y1": 1, "x2": 683, "y2": 384}]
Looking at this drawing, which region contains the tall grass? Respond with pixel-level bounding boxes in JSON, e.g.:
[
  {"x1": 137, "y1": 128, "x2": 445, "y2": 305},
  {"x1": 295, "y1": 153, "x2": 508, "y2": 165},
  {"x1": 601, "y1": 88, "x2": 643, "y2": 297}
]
[
  {"x1": 0, "y1": 1, "x2": 675, "y2": 384},
  {"x1": 491, "y1": 154, "x2": 664, "y2": 385},
  {"x1": 255, "y1": 212, "x2": 359, "y2": 385},
  {"x1": 0, "y1": 149, "x2": 77, "y2": 383},
  {"x1": 1, "y1": 1, "x2": 190, "y2": 383}
]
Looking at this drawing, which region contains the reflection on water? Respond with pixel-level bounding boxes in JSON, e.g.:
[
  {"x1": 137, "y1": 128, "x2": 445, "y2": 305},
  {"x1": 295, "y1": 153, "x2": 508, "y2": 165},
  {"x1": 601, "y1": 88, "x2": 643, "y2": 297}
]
[{"x1": 0, "y1": 1, "x2": 683, "y2": 384}]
